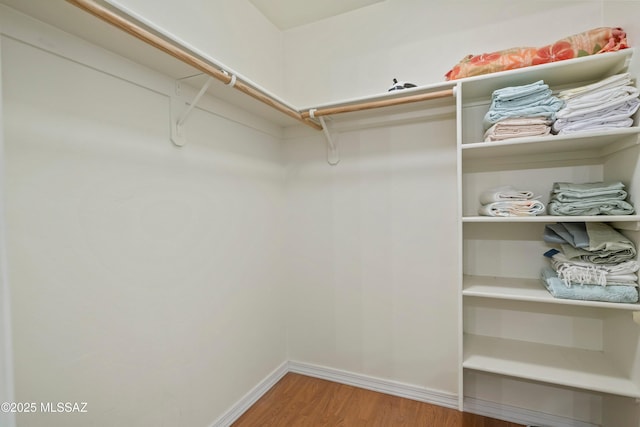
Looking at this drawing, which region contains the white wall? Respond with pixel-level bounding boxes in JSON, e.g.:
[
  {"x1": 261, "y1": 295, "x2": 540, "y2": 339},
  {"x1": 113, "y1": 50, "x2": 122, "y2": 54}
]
[
  {"x1": 0, "y1": 31, "x2": 16, "y2": 427},
  {"x1": 283, "y1": 114, "x2": 459, "y2": 394},
  {"x1": 1, "y1": 9, "x2": 287, "y2": 427},
  {"x1": 282, "y1": 0, "x2": 604, "y2": 107},
  {"x1": 3, "y1": 1, "x2": 640, "y2": 426},
  {"x1": 105, "y1": 0, "x2": 284, "y2": 95}
]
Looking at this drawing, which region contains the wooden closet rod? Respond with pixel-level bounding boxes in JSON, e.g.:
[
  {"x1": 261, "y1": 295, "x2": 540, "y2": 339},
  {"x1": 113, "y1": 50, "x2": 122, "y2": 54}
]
[
  {"x1": 66, "y1": 0, "x2": 322, "y2": 131},
  {"x1": 301, "y1": 89, "x2": 455, "y2": 119},
  {"x1": 67, "y1": 0, "x2": 454, "y2": 130}
]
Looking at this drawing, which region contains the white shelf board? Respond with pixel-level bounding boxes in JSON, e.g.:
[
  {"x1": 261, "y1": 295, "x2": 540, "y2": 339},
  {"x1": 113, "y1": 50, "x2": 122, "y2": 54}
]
[
  {"x1": 301, "y1": 80, "x2": 456, "y2": 111},
  {"x1": 463, "y1": 334, "x2": 640, "y2": 398},
  {"x1": 463, "y1": 275, "x2": 640, "y2": 310},
  {"x1": 462, "y1": 215, "x2": 640, "y2": 223},
  {"x1": 458, "y1": 49, "x2": 634, "y2": 101},
  {"x1": 461, "y1": 127, "x2": 640, "y2": 160}
]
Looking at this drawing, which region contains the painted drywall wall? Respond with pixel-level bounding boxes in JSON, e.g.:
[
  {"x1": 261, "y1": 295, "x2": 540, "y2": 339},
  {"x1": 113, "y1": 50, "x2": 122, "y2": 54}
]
[
  {"x1": 1, "y1": 17, "x2": 287, "y2": 427},
  {"x1": 3, "y1": 1, "x2": 640, "y2": 426},
  {"x1": 0, "y1": 32, "x2": 17, "y2": 427},
  {"x1": 282, "y1": 0, "x2": 605, "y2": 106},
  {"x1": 283, "y1": 114, "x2": 459, "y2": 394},
  {"x1": 104, "y1": 0, "x2": 284, "y2": 95}
]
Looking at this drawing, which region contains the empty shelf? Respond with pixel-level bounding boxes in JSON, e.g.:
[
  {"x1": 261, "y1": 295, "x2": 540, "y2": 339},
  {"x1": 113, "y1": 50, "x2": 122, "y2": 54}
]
[{"x1": 463, "y1": 334, "x2": 640, "y2": 398}]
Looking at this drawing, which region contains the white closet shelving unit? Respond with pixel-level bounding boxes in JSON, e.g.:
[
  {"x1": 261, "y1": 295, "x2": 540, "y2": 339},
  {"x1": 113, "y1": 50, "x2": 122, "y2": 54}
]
[{"x1": 456, "y1": 48, "x2": 640, "y2": 424}]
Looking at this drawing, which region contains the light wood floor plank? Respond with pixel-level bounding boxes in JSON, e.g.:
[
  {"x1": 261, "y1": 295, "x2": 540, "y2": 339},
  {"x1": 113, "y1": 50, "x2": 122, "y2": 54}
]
[{"x1": 232, "y1": 373, "x2": 524, "y2": 427}]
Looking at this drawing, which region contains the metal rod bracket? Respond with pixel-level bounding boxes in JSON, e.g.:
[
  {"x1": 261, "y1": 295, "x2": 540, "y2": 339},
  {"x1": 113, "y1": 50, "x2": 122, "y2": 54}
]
[
  {"x1": 170, "y1": 76, "x2": 214, "y2": 147},
  {"x1": 310, "y1": 109, "x2": 339, "y2": 165}
]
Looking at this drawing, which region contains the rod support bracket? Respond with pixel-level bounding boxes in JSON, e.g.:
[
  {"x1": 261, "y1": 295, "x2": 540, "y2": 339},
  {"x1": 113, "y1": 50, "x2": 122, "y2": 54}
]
[
  {"x1": 314, "y1": 113, "x2": 339, "y2": 165},
  {"x1": 170, "y1": 76, "x2": 214, "y2": 147}
]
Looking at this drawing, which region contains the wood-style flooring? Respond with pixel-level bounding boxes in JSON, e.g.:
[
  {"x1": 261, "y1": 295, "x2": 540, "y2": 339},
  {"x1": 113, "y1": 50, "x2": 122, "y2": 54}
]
[{"x1": 232, "y1": 373, "x2": 524, "y2": 427}]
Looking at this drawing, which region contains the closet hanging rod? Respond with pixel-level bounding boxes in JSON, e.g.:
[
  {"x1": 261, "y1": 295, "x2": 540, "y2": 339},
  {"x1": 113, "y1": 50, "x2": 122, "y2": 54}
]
[
  {"x1": 302, "y1": 88, "x2": 455, "y2": 119},
  {"x1": 66, "y1": 0, "x2": 322, "y2": 131}
]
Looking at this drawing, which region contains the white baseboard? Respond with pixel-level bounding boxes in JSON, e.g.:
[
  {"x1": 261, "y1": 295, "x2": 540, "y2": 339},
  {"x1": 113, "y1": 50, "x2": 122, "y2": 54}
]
[
  {"x1": 211, "y1": 360, "x2": 599, "y2": 427},
  {"x1": 211, "y1": 361, "x2": 289, "y2": 427},
  {"x1": 464, "y1": 397, "x2": 599, "y2": 427},
  {"x1": 287, "y1": 360, "x2": 459, "y2": 409}
]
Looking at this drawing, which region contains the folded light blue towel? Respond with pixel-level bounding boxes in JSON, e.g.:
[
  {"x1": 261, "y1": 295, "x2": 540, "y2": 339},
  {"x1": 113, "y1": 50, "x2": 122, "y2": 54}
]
[
  {"x1": 491, "y1": 80, "x2": 549, "y2": 102},
  {"x1": 484, "y1": 80, "x2": 565, "y2": 129},
  {"x1": 541, "y1": 267, "x2": 638, "y2": 303},
  {"x1": 491, "y1": 88, "x2": 554, "y2": 110}
]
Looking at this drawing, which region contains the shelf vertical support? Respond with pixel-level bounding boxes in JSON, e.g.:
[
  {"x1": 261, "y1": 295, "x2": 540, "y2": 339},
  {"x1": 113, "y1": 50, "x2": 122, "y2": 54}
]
[
  {"x1": 170, "y1": 76, "x2": 214, "y2": 147},
  {"x1": 310, "y1": 109, "x2": 339, "y2": 165}
]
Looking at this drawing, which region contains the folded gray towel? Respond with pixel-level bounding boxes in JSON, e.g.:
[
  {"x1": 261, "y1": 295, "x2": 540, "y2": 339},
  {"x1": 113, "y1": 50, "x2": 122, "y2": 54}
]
[
  {"x1": 551, "y1": 181, "x2": 627, "y2": 201},
  {"x1": 548, "y1": 199, "x2": 635, "y2": 216},
  {"x1": 543, "y1": 223, "x2": 589, "y2": 248}
]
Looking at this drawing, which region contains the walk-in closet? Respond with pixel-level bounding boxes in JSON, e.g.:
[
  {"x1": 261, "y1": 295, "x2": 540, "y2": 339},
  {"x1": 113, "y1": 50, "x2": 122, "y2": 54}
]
[{"x1": 1, "y1": 1, "x2": 640, "y2": 426}]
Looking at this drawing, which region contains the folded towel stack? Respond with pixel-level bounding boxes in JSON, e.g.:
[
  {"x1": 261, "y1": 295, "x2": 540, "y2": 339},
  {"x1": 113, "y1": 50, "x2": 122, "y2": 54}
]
[
  {"x1": 548, "y1": 181, "x2": 635, "y2": 216},
  {"x1": 541, "y1": 222, "x2": 638, "y2": 303},
  {"x1": 540, "y1": 267, "x2": 638, "y2": 303},
  {"x1": 478, "y1": 186, "x2": 546, "y2": 216},
  {"x1": 484, "y1": 117, "x2": 553, "y2": 142},
  {"x1": 483, "y1": 80, "x2": 564, "y2": 141},
  {"x1": 552, "y1": 73, "x2": 640, "y2": 135},
  {"x1": 544, "y1": 222, "x2": 637, "y2": 270}
]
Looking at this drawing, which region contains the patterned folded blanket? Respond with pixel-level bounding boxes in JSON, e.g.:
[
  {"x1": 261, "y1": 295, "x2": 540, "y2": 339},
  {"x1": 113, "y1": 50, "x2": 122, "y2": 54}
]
[{"x1": 445, "y1": 27, "x2": 628, "y2": 81}]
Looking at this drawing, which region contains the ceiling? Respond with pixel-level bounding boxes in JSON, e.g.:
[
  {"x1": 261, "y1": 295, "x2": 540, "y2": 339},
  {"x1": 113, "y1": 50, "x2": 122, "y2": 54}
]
[{"x1": 248, "y1": 0, "x2": 385, "y2": 30}]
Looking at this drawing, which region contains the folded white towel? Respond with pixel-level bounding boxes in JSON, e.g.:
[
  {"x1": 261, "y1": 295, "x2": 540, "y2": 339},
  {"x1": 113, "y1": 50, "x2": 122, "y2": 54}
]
[
  {"x1": 550, "y1": 252, "x2": 639, "y2": 287},
  {"x1": 478, "y1": 200, "x2": 546, "y2": 217},
  {"x1": 553, "y1": 110, "x2": 637, "y2": 132},
  {"x1": 556, "y1": 92, "x2": 640, "y2": 119},
  {"x1": 558, "y1": 73, "x2": 632, "y2": 100},
  {"x1": 555, "y1": 119, "x2": 633, "y2": 135},
  {"x1": 563, "y1": 85, "x2": 639, "y2": 110},
  {"x1": 479, "y1": 185, "x2": 534, "y2": 204},
  {"x1": 556, "y1": 264, "x2": 637, "y2": 286},
  {"x1": 552, "y1": 98, "x2": 640, "y2": 134}
]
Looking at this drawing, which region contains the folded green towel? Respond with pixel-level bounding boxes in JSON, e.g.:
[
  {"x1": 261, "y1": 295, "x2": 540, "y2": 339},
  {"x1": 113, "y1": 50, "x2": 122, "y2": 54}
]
[
  {"x1": 552, "y1": 181, "x2": 627, "y2": 201},
  {"x1": 548, "y1": 198, "x2": 635, "y2": 216},
  {"x1": 559, "y1": 222, "x2": 636, "y2": 264}
]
